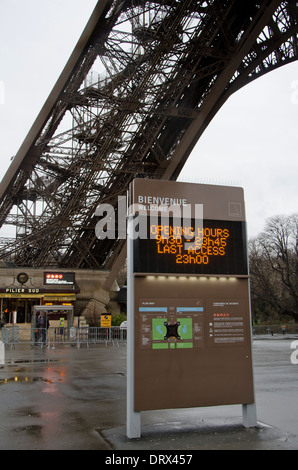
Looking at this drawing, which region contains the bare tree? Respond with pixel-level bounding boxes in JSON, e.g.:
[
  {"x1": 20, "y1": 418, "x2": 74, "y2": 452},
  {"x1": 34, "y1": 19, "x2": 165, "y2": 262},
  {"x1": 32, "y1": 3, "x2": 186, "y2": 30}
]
[{"x1": 249, "y1": 214, "x2": 298, "y2": 323}]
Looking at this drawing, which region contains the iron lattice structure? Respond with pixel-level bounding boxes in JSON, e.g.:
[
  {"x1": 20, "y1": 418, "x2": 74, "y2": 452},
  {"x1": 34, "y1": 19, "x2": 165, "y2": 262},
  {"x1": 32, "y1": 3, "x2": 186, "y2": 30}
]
[{"x1": 0, "y1": 0, "x2": 297, "y2": 273}]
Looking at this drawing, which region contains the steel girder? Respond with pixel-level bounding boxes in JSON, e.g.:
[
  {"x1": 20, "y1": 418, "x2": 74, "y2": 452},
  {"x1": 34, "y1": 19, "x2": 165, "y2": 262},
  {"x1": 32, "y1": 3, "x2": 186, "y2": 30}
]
[{"x1": 0, "y1": 0, "x2": 297, "y2": 269}]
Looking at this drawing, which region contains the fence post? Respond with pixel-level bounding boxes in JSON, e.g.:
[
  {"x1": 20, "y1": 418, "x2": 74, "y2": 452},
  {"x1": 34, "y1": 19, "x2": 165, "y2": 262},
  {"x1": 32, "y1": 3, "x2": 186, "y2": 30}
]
[
  {"x1": 0, "y1": 340, "x2": 4, "y2": 364},
  {"x1": 47, "y1": 328, "x2": 52, "y2": 349}
]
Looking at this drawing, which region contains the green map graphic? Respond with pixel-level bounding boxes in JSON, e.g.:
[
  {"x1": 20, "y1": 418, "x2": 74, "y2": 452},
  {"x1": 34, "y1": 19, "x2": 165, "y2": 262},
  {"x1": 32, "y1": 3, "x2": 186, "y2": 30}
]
[
  {"x1": 152, "y1": 318, "x2": 167, "y2": 340},
  {"x1": 178, "y1": 318, "x2": 193, "y2": 339},
  {"x1": 152, "y1": 318, "x2": 193, "y2": 341}
]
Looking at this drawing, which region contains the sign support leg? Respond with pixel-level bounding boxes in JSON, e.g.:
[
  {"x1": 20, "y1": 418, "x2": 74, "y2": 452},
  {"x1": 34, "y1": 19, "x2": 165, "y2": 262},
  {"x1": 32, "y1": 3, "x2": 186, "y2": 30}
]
[
  {"x1": 242, "y1": 279, "x2": 257, "y2": 428},
  {"x1": 242, "y1": 403, "x2": 257, "y2": 427},
  {"x1": 126, "y1": 214, "x2": 141, "y2": 439}
]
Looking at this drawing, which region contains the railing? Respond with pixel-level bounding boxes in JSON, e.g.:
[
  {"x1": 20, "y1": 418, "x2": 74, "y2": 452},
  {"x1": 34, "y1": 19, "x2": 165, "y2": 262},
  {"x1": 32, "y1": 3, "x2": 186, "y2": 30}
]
[
  {"x1": 0, "y1": 326, "x2": 127, "y2": 348},
  {"x1": 252, "y1": 325, "x2": 298, "y2": 336}
]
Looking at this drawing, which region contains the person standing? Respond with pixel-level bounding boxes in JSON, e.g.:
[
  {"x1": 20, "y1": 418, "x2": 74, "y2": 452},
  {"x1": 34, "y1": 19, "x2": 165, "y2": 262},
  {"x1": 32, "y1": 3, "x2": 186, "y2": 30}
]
[
  {"x1": 59, "y1": 317, "x2": 65, "y2": 337},
  {"x1": 37, "y1": 312, "x2": 47, "y2": 347}
]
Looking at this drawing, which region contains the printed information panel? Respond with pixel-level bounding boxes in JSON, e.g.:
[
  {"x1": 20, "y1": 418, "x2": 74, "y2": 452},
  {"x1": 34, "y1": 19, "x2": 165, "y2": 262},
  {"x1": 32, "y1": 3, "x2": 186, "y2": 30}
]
[
  {"x1": 134, "y1": 276, "x2": 254, "y2": 411},
  {"x1": 207, "y1": 299, "x2": 246, "y2": 346}
]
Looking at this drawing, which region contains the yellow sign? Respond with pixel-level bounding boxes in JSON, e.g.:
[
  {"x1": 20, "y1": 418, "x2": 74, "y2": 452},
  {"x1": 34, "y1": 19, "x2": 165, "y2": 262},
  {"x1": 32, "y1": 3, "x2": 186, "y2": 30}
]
[
  {"x1": 43, "y1": 294, "x2": 76, "y2": 301},
  {"x1": 101, "y1": 314, "x2": 111, "y2": 328}
]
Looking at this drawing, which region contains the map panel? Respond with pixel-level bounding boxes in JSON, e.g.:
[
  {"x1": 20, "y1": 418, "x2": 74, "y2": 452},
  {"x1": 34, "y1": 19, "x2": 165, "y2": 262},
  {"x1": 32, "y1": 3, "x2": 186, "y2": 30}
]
[{"x1": 139, "y1": 299, "x2": 204, "y2": 350}]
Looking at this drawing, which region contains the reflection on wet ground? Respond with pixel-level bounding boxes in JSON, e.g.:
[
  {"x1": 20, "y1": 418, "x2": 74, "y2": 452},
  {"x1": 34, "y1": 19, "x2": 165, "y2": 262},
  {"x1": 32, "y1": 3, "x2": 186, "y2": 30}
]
[
  {"x1": 0, "y1": 356, "x2": 68, "y2": 386},
  {"x1": 0, "y1": 376, "x2": 54, "y2": 384},
  {"x1": 0, "y1": 344, "x2": 127, "y2": 450},
  {"x1": 10, "y1": 359, "x2": 64, "y2": 364},
  {"x1": 0, "y1": 341, "x2": 297, "y2": 450}
]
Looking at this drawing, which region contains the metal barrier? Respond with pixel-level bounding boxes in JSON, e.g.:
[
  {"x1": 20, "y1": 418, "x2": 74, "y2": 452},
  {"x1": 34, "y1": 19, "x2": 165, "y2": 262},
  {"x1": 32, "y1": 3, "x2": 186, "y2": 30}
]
[
  {"x1": 0, "y1": 326, "x2": 127, "y2": 348},
  {"x1": 252, "y1": 325, "x2": 298, "y2": 336},
  {"x1": 47, "y1": 326, "x2": 127, "y2": 348},
  {"x1": 1, "y1": 326, "x2": 19, "y2": 346}
]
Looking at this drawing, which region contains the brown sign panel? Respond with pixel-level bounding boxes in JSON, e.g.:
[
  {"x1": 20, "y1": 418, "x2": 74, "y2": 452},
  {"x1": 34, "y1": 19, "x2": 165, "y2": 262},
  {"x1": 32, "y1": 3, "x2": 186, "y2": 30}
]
[
  {"x1": 129, "y1": 179, "x2": 255, "y2": 413},
  {"x1": 130, "y1": 178, "x2": 246, "y2": 221}
]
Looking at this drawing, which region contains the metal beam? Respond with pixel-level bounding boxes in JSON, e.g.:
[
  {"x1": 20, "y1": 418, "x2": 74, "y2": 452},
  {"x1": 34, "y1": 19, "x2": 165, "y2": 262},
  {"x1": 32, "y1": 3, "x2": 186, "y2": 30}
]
[{"x1": 0, "y1": 0, "x2": 297, "y2": 271}]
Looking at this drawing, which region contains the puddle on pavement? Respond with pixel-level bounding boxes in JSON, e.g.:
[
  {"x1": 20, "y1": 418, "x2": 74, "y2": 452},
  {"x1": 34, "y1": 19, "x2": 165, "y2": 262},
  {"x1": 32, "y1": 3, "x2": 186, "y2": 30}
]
[
  {"x1": 0, "y1": 376, "x2": 54, "y2": 385},
  {"x1": 10, "y1": 359, "x2": 65, "y2": 364},
  {"x1": 0, "y1": 359, "x2": 67, "y2": 385},
  {"x1": 14, "y1": 424, "x2": 43, "y2": 437}
]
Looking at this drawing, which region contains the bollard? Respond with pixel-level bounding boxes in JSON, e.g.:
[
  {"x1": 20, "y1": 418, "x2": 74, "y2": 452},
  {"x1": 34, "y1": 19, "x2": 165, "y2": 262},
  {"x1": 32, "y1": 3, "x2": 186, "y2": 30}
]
[{"x1": 0, "y1": 340, "x2": 5, "y2": 365}]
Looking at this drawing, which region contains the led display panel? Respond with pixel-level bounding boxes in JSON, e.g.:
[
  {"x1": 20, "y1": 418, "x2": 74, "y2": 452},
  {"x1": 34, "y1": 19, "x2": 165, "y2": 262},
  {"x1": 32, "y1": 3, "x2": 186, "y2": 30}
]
[{"x1": 133, "y1": 217, "x2": 248, "y2": 275}]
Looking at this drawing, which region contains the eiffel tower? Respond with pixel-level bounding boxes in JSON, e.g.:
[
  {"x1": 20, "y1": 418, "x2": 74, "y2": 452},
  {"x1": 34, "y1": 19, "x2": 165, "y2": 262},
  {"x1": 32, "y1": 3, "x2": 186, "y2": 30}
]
[{"x1": 0, "y1": 0, "x2": 297, "y2": 286}]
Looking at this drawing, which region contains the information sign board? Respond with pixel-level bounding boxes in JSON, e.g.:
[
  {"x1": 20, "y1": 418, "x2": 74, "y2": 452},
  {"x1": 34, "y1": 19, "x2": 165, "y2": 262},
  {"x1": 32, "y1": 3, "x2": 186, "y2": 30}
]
[{"x1": 127, "y1": 179, "x2": 256, "y2": 438}]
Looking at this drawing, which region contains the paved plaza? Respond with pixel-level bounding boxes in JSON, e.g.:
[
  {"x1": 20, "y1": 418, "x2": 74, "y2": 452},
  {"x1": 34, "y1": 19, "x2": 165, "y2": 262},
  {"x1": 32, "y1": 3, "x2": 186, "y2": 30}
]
[{"x1": 0, "y1": 336, "x2": 297, "y2": 450}]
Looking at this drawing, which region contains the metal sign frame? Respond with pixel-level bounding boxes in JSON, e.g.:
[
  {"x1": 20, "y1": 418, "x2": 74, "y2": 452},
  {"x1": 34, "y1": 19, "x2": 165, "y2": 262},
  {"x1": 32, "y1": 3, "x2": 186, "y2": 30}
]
[{"x1": 127, "y1": 179, "x2": 257, "y2": 438}]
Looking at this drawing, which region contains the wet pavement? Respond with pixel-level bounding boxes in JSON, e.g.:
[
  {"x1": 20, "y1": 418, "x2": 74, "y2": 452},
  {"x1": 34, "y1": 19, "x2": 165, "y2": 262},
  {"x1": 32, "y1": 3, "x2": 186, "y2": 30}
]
[{"x1": 0, "y1": 336, "x2": 297, "y2": 451}]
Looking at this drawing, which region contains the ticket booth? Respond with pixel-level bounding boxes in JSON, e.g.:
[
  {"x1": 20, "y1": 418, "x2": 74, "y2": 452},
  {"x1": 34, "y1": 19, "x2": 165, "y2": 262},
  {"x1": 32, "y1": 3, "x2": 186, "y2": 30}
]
[{"x1": 32, "y1": 304, "x2": 74, "y2": 330}]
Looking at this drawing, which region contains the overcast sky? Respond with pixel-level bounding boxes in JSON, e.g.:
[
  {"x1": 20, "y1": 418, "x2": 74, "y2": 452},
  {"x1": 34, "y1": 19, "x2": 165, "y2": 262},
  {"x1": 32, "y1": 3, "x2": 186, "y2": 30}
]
[{"x1": 0, "y1": 0, "x2": 297, "y2": 239}]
